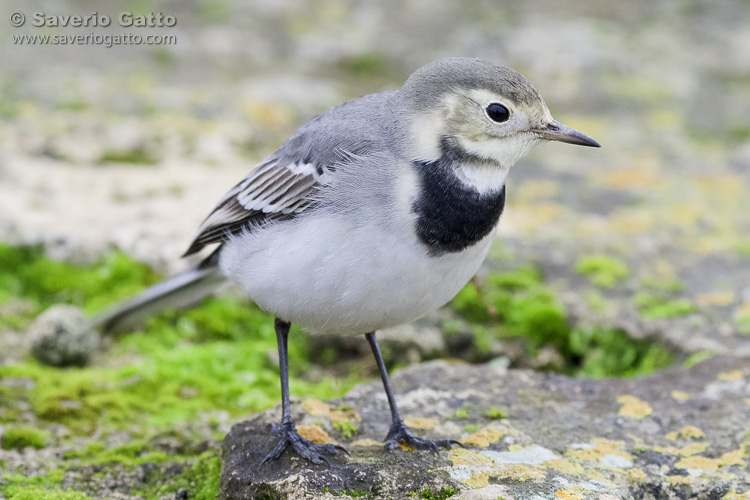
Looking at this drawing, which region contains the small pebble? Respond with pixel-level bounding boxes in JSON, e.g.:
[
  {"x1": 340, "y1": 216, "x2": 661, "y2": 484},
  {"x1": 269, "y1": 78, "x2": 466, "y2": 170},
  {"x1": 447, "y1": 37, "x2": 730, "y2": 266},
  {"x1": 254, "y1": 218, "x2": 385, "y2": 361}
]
[{"x1": 27, "y1": 304, "x2": 100, "y2": 367}]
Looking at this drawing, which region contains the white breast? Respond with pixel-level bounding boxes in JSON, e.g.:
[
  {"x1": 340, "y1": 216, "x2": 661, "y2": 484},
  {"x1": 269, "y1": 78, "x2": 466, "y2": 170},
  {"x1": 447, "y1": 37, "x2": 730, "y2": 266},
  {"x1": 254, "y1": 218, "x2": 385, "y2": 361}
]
[{"x1": 218, "y1": 213, "x2": 496, "y2": 336}]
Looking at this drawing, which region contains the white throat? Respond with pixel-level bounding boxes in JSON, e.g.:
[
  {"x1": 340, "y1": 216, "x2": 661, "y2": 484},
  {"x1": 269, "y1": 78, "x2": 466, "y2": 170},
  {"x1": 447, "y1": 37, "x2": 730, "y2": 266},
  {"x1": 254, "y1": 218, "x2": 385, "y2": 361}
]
[
  {"x1": 459, "y1": 134, "x2": 538, "y2": 170},
  {"x1": 456, "y1": 163, "x2": 508, "y2": 194}
]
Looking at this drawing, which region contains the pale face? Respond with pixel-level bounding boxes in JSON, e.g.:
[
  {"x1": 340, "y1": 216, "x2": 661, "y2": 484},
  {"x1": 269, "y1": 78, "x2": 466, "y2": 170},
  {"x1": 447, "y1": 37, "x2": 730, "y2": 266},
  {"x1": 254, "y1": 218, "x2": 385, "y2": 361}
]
[
  {"x1": 404, "y1": 87, "x2": 553, "y2": 167},
  {"x1": 444, "y1": 88, "x2": 553, "y2": 167}
]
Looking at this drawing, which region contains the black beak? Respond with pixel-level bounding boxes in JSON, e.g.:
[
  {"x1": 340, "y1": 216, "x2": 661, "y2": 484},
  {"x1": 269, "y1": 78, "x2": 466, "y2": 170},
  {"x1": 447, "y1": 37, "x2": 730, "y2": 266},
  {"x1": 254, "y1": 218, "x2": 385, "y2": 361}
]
[{"x1": 533, "y1": 120, "x2": 601, "y2": 148}]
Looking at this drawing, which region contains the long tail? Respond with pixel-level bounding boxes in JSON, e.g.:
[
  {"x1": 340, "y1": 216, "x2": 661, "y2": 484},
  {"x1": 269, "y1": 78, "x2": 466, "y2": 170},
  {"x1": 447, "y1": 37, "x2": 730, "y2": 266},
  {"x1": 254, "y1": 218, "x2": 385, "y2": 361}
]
[{"x1": 93, "y1": 249, "x2": 227, "y2": 334}]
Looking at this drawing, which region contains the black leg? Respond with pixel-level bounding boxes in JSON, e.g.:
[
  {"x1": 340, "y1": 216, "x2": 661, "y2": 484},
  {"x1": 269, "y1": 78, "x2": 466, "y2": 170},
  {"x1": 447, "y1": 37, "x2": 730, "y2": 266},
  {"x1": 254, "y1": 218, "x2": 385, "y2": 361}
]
[
  {"x1": 365, "y1": 332, "x2": 460, "y2": 454},
  {"x1": 261, "y1": 318, "x2": 348, "y2": 466}
]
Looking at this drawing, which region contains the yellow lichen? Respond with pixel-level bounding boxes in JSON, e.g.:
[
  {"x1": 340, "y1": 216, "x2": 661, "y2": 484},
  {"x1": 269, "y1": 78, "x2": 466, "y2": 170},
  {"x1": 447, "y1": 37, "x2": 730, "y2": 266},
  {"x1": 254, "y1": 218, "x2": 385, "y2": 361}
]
[
  {"x1": 398, "y1": 442, "x2": 416, "y2": 452},
  {"x1": 722, "y1": 490, "x2": 750, "y2": 500},
  {"x1": 449, "y1": 448, "x2": 493, "y2": 466},
  {"x1": 594, "y1": 167, "x2": 665, "y2": 189},
  {"x1": 679, "y1": 442, "x2": 708, "y2": 456},
  {"x1": 330, "y1": 407, "x2": 361, "y2": 424},
  {"x1": 241, "y1": 98, "x2": 295, "y2": 128},
  {"x1": 666, "y1": 475, "x2": 692, "y2": 485},
  {"x1": 459, "y1": 427, "x2": 504, "y2": 447},
  {"x1": 464, "y1": 472, "x2": 490, "y2": 488},
  {"x1": 493, "y1": 464, "x2": 544, "y2": 482},
  {"x1": 675, "y1": 456, "x2": 719, "y2": 471},
  {"x1": 301, "y1": 399, "x2": 361, "y2": 437},
  {"x1": 301, "y1": 399, "x2": 333, "y2": 417},
  {"x1": 516, "y1": 179, "x2": 561, "y2": 202},
  {"x1": 718, "y1": 370, "x2": 744, "y2": 381},
  {"x1": 569, "y1": 438, "x2": 631, "y2": 461},
  {"x1": 546, "y1": 458, "x2": 585, "y2": 476},
  {"x1": 719, "y1": 449, "x2": 746, "y2": 467},
  {"x1": 697, "y1": 292, "x2": 734, "y2": 307},
  {"x1": 350, "y1": 438, "x2": 381, "y2": 447},
  {"x1": 585, "y1": 469, "x2": 612, "y2": 483},
  {"x1": 676, "y1": 448, "x2": 746, "y2": 471},
  {"x1": 297, "y1": 425, "x2": 333, "y2": 444},
  {"x1": 403, "y1": 417, "x2": 438, "y2": 430},
  {"x1": 624, "y1": 469, "x2": 647, "y2": 482},
  {"x1": 653, "y1": 446, "x2": 681, "y2": 456},
  {"x1": 671, "y1": 390, "x2": 692, "y2": 401},
  {"x1": 617, "y1": 395, "x2": 653, "y2": 419},
  {"x1": 679, "y1": 425, "x2": 706, "y2": 439},
  {"x1": 555, "y1": 489, "x2": 584, "y2": 500}
]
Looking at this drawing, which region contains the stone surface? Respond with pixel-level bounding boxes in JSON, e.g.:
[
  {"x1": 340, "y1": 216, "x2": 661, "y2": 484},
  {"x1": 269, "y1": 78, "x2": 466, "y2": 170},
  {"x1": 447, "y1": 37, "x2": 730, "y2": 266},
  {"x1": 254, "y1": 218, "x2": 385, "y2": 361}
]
[
  {"x1": 27, "y1": 304, "x2": 99, "y2": 367},
  {"x1": 221, "y1": 356, "x2": 750, "y2": 499}
]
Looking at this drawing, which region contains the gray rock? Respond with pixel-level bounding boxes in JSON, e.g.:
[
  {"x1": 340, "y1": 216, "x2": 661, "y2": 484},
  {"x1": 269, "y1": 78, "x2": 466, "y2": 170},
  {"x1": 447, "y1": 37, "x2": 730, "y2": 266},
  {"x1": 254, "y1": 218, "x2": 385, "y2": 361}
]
[
  {"x1": 221, "y1": 356, "x2": 750, "y2": 499},
  {"x1": 27, "y1": 305, "x2": 100, "y2": 367}
]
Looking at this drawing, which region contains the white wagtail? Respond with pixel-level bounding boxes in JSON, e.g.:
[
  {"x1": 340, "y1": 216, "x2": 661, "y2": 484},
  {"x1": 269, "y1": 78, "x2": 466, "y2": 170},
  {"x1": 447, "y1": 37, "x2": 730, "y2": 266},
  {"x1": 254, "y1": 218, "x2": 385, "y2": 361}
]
[{"x1": 99, "y1": 57, "x2": 599, "y2": 464}]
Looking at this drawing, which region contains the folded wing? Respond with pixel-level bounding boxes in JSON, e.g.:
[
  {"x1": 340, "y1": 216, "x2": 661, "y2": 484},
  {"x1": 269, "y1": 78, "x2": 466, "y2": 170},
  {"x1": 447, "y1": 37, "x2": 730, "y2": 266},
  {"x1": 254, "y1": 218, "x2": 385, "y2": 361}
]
[{"x1": 183, "y1": 158, "x2": 324, "y2": 256}]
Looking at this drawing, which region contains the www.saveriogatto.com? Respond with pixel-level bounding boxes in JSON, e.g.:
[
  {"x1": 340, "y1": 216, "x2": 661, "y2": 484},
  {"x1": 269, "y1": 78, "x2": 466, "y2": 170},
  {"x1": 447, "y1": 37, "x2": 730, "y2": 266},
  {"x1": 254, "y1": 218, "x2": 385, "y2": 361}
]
[{"x1": 9, "y1": 11, "x2": 177, "y2": 48}]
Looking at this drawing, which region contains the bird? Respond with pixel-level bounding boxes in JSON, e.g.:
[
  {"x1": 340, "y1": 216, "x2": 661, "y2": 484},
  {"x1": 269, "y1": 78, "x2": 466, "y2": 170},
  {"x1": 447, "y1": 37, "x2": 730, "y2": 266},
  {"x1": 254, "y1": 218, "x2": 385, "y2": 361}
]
[{"x1": 97, "y1": 57, "x2": 600, "y2": 465}]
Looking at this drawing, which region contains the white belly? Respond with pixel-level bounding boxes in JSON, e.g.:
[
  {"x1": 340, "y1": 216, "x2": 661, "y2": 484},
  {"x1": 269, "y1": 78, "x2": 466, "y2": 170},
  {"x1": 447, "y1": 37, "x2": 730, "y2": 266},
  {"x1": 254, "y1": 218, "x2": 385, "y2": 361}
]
[{"x1": 219, "y1": 214, "x2": 496, "y2": 335}]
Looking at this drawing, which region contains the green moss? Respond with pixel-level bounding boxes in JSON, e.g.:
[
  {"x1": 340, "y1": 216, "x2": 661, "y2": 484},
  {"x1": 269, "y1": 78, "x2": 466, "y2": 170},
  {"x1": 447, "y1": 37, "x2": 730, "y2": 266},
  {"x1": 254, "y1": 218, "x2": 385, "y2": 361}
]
[
  {"x1": 450, "y1": 266, "x2": 673, "y2": 378},
  {"x1": 98, "y1": 147, "x2": 158, "y2": 166},
  {"x1": 485, "y1": 268, "x2": 570, "y2": 349},
  {"x1": 736, "y1": 310, "x2": 750, "y2": 336},
  {"x1": 683, "y1": 350, "x2": 714, "y2": 369},
  {"x1": 134, "y1": 451, "x2": 221, "y2": 500},
  {"x1": 54, "y1": 99, "x2": 89, "y2": 113},
  {"x1": 0, "y1": 245, "x2": 365, "y2": 499},
  {"x1": 635, "y1": 292, "x2": 696, "y2": 319},
  {"x1": 1, "y1": 312, "x2": 362, "y2": 433},
  {"x1": 416, "y1": 487, "x2": 456, "y2": 500},
  {"x1": 5, "y1": 487, "x2": 94, "y2": 500},
  {"x1": 0, "y1": 79, "x2": 19, "y2": 119},
  {"x1": 567, "y1": 326, "x2": 673, "y2": 379},
  {"x1": 452, "y1": 283, "x2": 492, "y2": 323},
  {"x1": 332, "y1": 420, "x2": 359, "y2": 438},
  {"x1": 453, "y1": 407, "x2": 469, "y2": 419},
  {"x1": 0, "y1": 243, "x2": 161, "y2": 329},
  {"x1": 198, "y1": 0, "x2": 231, "y2": 23},
  {"x1": 640, "y1": 277, "x2": 686, "y2": 292},
  {"x1": 736, "y1": 238, "x2": 750, "y2": 258},
  {"x1": 1, "y1": 426, "x2": 48, "y2": 450},
  {"x1": 482, "y1": 406, "x2": 508, "y2": 420},
  {"x1": 319, "y1": 488, "x2": 370, "y2": 498},
  {"x1": 342, "y1": 491, "x2": 369, "y2": 498},
  {"x1": 64, "y1": 440, "x2": 175, "y2": 467},
  {"x1": 576, "y1": 255, "x2": 629, "y2": 288},
  {"x1": 0, "y1": 245, "x2": 364, "y2": 434},
  {"x1": 728, "y1": 125, "x2": 750, "y2": 143},
  {"x1": 340, "y1": 53, "x2": 388, "y2": 76},
  {"x1": 0, "y1": 470, "x2": 81, "y2": 500},
  {"x1": 585, "y1": 291, "x2": 613, "y2": 312}
]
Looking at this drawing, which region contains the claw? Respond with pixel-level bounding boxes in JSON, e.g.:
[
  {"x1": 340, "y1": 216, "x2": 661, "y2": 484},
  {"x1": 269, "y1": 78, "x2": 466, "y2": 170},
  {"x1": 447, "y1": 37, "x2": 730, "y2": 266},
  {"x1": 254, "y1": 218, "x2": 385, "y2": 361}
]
[
  {"x1": 383, "y1": 420, "x2": 459, "y2": 455},
  {"x1": 261, "y1": 421, "x2": 348, "y2": 466}
]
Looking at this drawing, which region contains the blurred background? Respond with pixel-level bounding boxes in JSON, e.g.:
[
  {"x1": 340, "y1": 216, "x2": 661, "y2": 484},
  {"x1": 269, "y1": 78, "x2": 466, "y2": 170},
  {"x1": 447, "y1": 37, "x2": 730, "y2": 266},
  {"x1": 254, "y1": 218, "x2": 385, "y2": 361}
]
[{"x1": 0, "y1": 0, "x2": 749, "y2": 497}]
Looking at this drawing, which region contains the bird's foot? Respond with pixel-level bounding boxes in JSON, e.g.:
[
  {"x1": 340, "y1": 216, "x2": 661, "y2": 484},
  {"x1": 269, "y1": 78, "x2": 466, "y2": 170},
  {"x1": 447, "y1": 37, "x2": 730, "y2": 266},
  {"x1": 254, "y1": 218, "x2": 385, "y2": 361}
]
[
  {"x1": 261, "y1": 420, "x2": 349, "y2": 466},
  {"x1": 384, "y1": 419, "x2": 462, "y2": 454}
]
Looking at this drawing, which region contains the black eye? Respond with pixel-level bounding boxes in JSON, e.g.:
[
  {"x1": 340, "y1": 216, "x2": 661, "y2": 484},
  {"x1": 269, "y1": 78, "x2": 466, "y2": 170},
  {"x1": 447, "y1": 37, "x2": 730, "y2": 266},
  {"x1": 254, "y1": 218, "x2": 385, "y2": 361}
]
[{"x1": 486, "y1": 103, "x2": 510, "y2": 123}]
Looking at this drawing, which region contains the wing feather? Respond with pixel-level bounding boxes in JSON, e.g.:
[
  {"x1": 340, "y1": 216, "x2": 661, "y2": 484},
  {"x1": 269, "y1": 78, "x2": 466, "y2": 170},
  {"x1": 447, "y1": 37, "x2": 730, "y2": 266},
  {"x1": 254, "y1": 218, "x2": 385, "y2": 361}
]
[{"x1": 183, "y1": 159, "x2": 324, "y2": 256}]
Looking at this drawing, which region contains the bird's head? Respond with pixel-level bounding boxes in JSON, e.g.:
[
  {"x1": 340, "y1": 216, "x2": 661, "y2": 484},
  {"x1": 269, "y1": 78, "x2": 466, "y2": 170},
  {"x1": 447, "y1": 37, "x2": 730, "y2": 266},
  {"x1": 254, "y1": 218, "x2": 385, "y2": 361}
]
[{"x1": 396, "y1": 58, "x2": 600, "y2": 169}]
